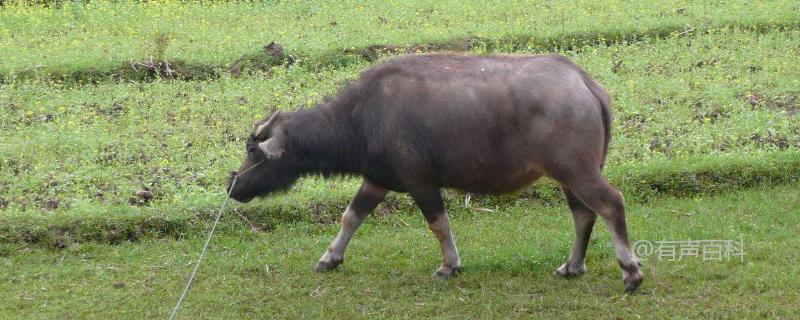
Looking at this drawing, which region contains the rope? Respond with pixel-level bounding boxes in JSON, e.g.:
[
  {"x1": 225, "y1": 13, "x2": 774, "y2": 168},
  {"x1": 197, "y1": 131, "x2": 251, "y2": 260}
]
[{"x1": 169, "y1": 160, "x2": 263, "y2": 320}]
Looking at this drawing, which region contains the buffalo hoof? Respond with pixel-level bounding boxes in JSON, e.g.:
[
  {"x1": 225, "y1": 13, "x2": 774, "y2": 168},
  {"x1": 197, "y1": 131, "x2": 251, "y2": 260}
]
[
  {"x1": 622, "y1": 260, "x2": 644, "y2": 293},
  {"x1": 554, "y1": 262, "x2": 586, "y2": 278},
  {"x1": 623, "y1": 269, "x2": 644, "y2": 293},
  {"x1": 314, "y1": 259, "x2": 343, "y2": 272},
  {"x1": 432, "y1": 265, "x2": 462, "y2": 279}
]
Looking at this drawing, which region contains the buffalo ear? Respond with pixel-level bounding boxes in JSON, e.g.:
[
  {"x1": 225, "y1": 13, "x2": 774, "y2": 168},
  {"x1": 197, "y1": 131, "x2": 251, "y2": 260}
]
[
  {"x1": 258, "y1": 137, "x2": 285, "y2": 159},
  {"x1": 253, "y1": 110, "x2": 282, "y2": 139}
]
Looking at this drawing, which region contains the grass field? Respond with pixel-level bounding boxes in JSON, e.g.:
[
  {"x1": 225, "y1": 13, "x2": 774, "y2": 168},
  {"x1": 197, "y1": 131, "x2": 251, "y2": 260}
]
[
  {"x1": 2, "y1": 1, "x2": 798, "y2": 79},
  {"x1": 1, "y1": 1, "x2": 799, "y2": 318},
  {"x1": 2, "y1": 184, "x2": 798, "y2": 318}
]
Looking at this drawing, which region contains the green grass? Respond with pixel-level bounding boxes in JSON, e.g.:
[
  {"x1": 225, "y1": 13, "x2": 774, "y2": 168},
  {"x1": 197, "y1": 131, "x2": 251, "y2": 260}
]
[
  {"x1": 1, "y1": 1, "x2": 799, "y2": 318},
  {"x1": 1, "y1": 1, "x2": 799, "y2": 81},
  {"x1": 2, "y1": 28, "x2": 799, "y2": 245},
  {"x1": 2, "y1": 184, "x2": 798, "y2": 318},
  {"x1": 3, "y1": 150, "x2": 799, "y2": 248}
]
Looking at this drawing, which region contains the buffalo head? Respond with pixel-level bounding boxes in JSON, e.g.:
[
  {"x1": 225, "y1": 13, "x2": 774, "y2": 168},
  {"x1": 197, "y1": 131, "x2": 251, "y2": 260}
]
[{"x1": 228, "y1": 111, "x2": 300, "y2": 203}]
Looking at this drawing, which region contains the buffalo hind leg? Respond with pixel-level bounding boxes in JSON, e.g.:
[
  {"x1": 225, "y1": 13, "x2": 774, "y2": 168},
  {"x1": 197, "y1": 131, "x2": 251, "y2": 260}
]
[
  {"x1": 408, "y1": 187, "x2": 462, "y2": 278},
  {"x1": 314, "y1": 180, "x2": 388, "y2": 272},
  {"x1": 555, "y1": 187, "x2": 597, "y2": 277},
  {"x1": 563, "y1": 174, "x2": 643, "y2": 292}
]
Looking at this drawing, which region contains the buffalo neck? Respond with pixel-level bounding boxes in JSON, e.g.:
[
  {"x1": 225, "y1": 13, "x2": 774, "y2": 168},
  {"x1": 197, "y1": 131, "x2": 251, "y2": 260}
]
[{"x1": 284, "y1": 106, "x2": 364, "y2": 176}]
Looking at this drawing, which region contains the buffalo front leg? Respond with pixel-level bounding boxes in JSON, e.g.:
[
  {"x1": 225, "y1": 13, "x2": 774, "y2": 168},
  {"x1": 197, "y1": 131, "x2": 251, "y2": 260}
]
[
  {"x1": 314, "y1": 180, "x2": 388, "y2": 272},
  {"x1": 428, "y1": 212, "x2": 462, "y2": 277},
  {"x1": 408, "y1": 187, "x2": 462, "y2": 278},
  {"x1": 555, "y1": 187, "x2": 597, "y2": 277}
]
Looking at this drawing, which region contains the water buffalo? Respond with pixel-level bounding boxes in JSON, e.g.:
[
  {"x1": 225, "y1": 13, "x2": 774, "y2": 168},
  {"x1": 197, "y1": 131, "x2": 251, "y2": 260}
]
[{"x1": 228, "y1": 53, "x2": 643, "y2": 291}]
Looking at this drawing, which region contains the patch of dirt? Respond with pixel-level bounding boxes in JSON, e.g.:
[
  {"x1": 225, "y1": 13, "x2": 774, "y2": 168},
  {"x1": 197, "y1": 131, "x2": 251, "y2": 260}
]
[
  {"x1": 658, "y1": 7, "x2": 688, "y2": 17},
  {"x1": 350, "y1": 45, "x2": 404, "y2": 61},
  {"x1": 309, "y1": 203, "x2": 339, "y2": 224},
  {"x1": 96, "y1": 99, "x2": 128, "y2": 119},
  {"x1": 127, "y1": 229, "x2": 144, "y2": 242},
  {"x1": 643, "y1": 63, "x2": 670, "y2": 76},
  {"x1": 230, "y1": 41, "x2": 293, "y2": 76},
  {"x1": 692, "y1": 100, "x2": 731, "y2": 123},
  {"x1": 97, "y1": 145, "x2": 119, "y2": 165},
  {"x1": 45, "y1": 198, "x2": 60, "y2": 210},
  {"x1": 748, "y1": 131, "x2": 790, "y2": 150},
  {"x1": 229, "y1": 64, "x2": 241, "y2": 76},
  {"x1": 38, "y1": 114, "x2": 55, "y2": 123},
  {"x1": 693, "y1": 57, "x2": 719, "y2": 69},
  {"x1": 128, "y1": 58, "x2": 182, "y2": 79},
  {"x1": 128, "y1": 189, "x2": 154, "y2": 206},
  {"x1": 123, "y1": 57, "x2": 219, "y2": 81},
  {"x1": 649, "y1": 136, "x2": 673, "y2": 156},
  {"x1": 221, "y1": 128, "x2": 238, "y2": 143},
  {"x1": 263, "y1": 41, "x2": 285, "y2": 60},
  {"x1": 374, "y1": 202, "x2": 397, "y2": 219},
  {"x1": 620, "y1": 112, "x2": 649, "y2": 130},
  {"x1": 738, "y1": 91, "x2": 799, "y2": 116},
  {"x1": 748, "y1": 65, "x2": 763, "y2": 73},
  {"x1": 165, "y1": 112, "x2": 176, "y2": 125},
  {"x1": 713, "y1": 139, "x2": 733, "y2": 152},
  {"x1": 692, "y1": 109, "x2": 730, "y2": 124},
  {"x1": 348, "y1": 38, "x2": 477, "y2": 61},
  {"x1": 50, "y1": 230, "x2": 71, "y2": 249},
  {"x1": 9, "y1": 160, "x2": 27, "y2": 175},
  {"x1": 611, "y1": 60, "x2": 624, "y2": 74},
  {"x1": 106, "y1": 229, "x2": 124, "y2": 244}
]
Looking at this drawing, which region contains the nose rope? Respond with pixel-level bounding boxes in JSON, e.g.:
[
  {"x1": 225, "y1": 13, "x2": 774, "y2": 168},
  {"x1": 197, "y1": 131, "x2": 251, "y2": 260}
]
[
  {"x1": 169, "y1": 159, "x2": 264, "y2": 320},
  {"x1": 236, "y1": 159, "x2": 266, "y2": 176}
]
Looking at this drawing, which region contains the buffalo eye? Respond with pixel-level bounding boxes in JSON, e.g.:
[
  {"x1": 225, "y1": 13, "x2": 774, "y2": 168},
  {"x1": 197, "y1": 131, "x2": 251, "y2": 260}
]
[{"x1": 247, "y1": 145, "x2": 257, "y2": 154}]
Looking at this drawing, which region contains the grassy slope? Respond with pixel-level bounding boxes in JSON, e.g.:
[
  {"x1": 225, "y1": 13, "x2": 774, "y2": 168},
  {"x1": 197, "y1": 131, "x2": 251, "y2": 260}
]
[
  {"x1": 2, "y1": 29, "x2": 800, "y2": 244},
  {"x1": 1, "y1": 184, "x2": 798, "y2": 318},
  {"x1": 1, "y1": 1, "x2": 799, "y2": 80},
  {"x1": 1, "y1": 2, "x2": 798, "y2": 318}
]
